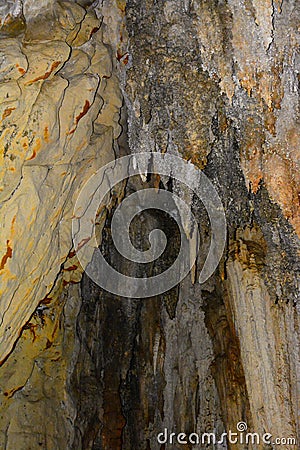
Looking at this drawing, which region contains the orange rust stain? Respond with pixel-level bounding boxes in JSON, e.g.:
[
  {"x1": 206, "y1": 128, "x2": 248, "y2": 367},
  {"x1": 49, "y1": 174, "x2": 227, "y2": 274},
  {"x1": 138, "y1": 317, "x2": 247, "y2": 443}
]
[
  {"x1": 265, "y1": 154, "x2": 295, "y2": 211},
  {"x1": 23, "y1": 322, "x2": 37, "y2": 342},
  {"x1": 68, "y1": 100, "x2": 90, "y2": 135},
  {"x1": 26, "y1": 137, "x2": 41, "y2": 161},
  {"x1": 4, "y1": 385, "x2": 25, "y2": 399},
  {"x1": 44, "y1": 126, "x2": 49, "y2": 143},
  {"x1": 10, "y1": 215, "x2": 17, "y2": 237},
  {"x1": 122, "y1": 54, "x2": 129, "y2": 65},
  {"x1": 117, "y1": 50, "x2": 129, "y2": 63},
  {"x1": 25, "y1": 61, "x2": 61, "y2": 85},
  {"x1": 117, "y1": 49, "x2": 129, "y2": 66},
  {"x1": 2, "y1": 107, "x2": 16, "y2": 120},
  {"x1": 27, "y1": 149, "x2": 36, "y2": 160},
  {"x1": 117, "y1": 49, "x2": 123, "y2": 61},
  {"x1": 77, "y1": 236, "x2": 91, "y2": 250},
  {"x1": 16, "y1": 64, "x2": 26, "y2": 76},
  {"x1": 63, "y1": 264, "x2": 78, "y2": 271},
  {"x1": 75, "y1": 100, "x2": 90, "y2": 125},
  {"x1": 0, "y1": 240, "x2": 13, "y2": 270},
  {"x1": 153, "y1": 173, "x2": 161, "y2": 192},
  {"x1": 62, "y1": 279, "x2": 80, "y2": 287},
  {"x1": 51, "y1": 320, "x2": 60, "y2": 340},
  {"x1": 89, "y1": 26, "x2": 100, "y2": 38},
  {"x1": 68, "y1": 250, "x2": 76, "y2": 258},
  {"x1": 11, "y1": 215, "x2": 16, "y2": 228},
  {"x1": 40, "y1": 296, "x2": 52, "y2": 305},
  {"x1": 45, "y1": 339, "x2": 53, "y2": 349}
]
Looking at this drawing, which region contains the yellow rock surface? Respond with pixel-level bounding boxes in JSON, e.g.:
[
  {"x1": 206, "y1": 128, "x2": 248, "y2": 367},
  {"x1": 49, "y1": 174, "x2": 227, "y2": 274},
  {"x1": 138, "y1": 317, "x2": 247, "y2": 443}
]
[{"x1": 0, "y1": 0, "x2": 123, "y2": 363}]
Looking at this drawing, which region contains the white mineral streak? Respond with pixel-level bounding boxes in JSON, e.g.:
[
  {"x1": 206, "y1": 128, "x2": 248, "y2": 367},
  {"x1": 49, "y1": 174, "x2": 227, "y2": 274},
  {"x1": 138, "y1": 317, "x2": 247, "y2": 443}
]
[{"x1": 152, "y1": 330, "x2": 160, "y2": 375}]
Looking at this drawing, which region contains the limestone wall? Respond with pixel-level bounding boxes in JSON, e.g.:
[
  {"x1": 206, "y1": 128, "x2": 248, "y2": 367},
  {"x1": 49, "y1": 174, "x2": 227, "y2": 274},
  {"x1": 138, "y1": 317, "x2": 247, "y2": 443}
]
[{"x1": 0, "y1": 1, "x2": 299, "y2": 449}]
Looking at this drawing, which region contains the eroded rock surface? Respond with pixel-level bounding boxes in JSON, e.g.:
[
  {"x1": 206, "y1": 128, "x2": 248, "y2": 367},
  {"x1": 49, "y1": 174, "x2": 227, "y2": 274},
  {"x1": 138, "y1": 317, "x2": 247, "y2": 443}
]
[
  {"x1": 0, "y1": 1, "x2": 299, "y2": 450},
  {"x1": 0, "y1": 0, "x2": 123, "y2": 361}
]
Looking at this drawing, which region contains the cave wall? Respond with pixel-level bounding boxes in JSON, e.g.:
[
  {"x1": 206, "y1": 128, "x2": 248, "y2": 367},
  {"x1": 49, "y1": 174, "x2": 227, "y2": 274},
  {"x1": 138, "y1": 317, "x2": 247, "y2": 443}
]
[
  {"x1": 0, "y1": 0, "x2": 299, "y2": 449},
  {"x1": 0, "y1": 0, "x2": 125, "y2": 361}
]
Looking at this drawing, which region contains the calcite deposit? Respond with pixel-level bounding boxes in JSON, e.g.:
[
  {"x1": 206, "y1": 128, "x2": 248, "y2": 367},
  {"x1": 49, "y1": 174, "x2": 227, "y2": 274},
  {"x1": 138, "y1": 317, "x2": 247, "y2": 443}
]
[
  {"x1": 0, "y1": 0, "x2": 299, "y2": 449},
  {"x1": 0, "y1": 0, "x2": 123, "y2": 361}
]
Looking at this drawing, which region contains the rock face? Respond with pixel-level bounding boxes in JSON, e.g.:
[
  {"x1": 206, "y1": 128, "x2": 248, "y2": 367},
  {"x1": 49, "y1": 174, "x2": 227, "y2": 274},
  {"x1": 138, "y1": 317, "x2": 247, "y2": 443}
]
[
  {"x1": 0, "y1": 1, "x2": 299, "y2": 449},
  {"x1": 0, "y1": 0, "x2": 123, "y2": 361}
]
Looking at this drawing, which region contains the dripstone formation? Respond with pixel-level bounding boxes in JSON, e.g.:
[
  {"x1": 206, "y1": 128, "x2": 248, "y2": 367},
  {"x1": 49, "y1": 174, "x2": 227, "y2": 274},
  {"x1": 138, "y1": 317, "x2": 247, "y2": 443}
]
[{"x1": 0, "y1": 1, "x2": 299, "y2": 449}]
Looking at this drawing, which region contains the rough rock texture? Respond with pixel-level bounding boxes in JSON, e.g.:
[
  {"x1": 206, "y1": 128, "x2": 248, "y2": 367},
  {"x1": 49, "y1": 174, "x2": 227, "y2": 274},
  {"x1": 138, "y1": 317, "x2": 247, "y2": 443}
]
[
  {"x1": 0, "y1": 0, "x2": 125, "y2": 446},
  {"x1": 125, "y1": 1, "x2": 300, "y2": 446},
  {"x1": 0, "y1": 0, "x2": 123, "y2": 361},
  {"x1": 0, "y1": 0, "x2": 299, "y2": 450}
]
